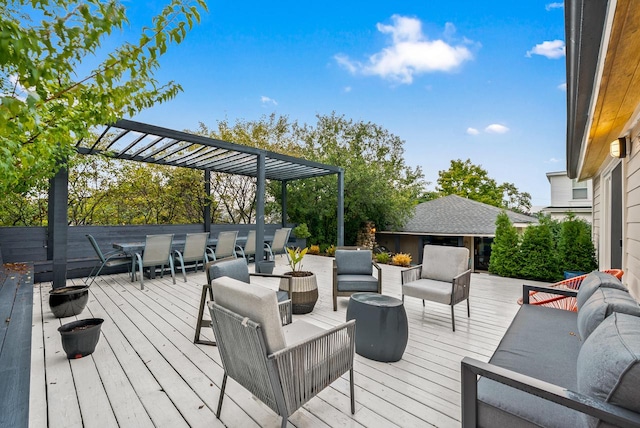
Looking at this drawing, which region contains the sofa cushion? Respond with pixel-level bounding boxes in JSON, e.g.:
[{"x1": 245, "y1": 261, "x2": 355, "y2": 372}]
[
  {"x1": 577, "y1": 312, "x2": 640, "y2": 427},
  {"x1": 336, "y1": 274, "x2": 378, "y2": 292},
  {"x1": 478, "y1": 305, "x2": 583, "y2": 428},
  {"x1": 577, "y1": 287, "x2": 640, "y2": 340},
  {"x1": 208, "y1": 257, "x2": 250, "y2": 284},
  {"x1": 282, "y1": 320, "x2": 325, "y2": 348},
  {"x1": 420, "y1": 245, "x2": 468, "y2": 282},
  {"x1": 576, "y1": 271, "x2": 627, "y2": 309},
  {"x1": 402, "y1": 278, "x2": 452, "y2": 305},
  {"x1": 211, "y1": 276, "x2": 286, "y2": 354},
  {"x1": 335, "y1": 250, "x2": 372, "y2": 275}
]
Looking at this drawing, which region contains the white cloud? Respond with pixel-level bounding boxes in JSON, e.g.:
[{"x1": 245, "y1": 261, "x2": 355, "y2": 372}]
[
  {"x1": 466, "y1": 127, "x2": 480, "y2": 135},
  {"x1": 344, "y1": 86, "x2": 352, "y2": 93},
  {"x1": 335, "y1": 15, "x2": 475, "y2": 84},
  {"x1": 526, "y1": 40, "x2": 565, "y2": 59},
  {"x1": 545, "y1": 2, "x2": 564, "y2": 11},
  {"x1": 260, "y1": 96, "x2": 278, "y2": 106},
  {"x1": 558, "y1": 82, "x2": 567, "y2": 91},
  {"x1": 485, "y1": 124, "x2": 509, "y2": 134},
  {"x1": 548, "y1": 157, "x2": 560, "y2": 163}
]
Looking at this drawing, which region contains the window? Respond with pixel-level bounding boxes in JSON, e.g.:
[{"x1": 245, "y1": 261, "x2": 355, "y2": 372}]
[{"x1": 572, "y1": 179, "x2": 588, "y2": 200}]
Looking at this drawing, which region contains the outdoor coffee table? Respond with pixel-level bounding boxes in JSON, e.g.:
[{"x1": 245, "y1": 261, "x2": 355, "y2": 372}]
[{"x1": 346, "y1": 292, "x2": 408, "y2": 362}]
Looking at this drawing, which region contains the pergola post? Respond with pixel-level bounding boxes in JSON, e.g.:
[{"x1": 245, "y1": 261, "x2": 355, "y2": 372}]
[
  {"x1": 281, "y1": 180, "x2": 288, "y2": 227},
  {"x1": 48, "y1": 166, "x2": 68, "y2": 289},
  {"x1": 256, "y1": 152, "x2": 266, "y2": 261},
  {"x1": 204, "y1": 170, "x2": 211, "y2": 233},
  {"x1": 337, "y1": 169, "x2": 344, "y2": 246}
]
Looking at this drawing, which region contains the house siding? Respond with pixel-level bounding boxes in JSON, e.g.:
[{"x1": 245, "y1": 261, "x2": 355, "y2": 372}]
[{"x1": 625, "y1": 124, "x2": 640, "y2": 298}]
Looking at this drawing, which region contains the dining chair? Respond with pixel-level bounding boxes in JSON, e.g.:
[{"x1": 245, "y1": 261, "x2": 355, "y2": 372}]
[
  {"x1": 236, "y1": 230, "x2": 271, "y2": 262},
  {"x1": 85, "y1": 234, "x2": 132, "y2": 285},
  {"x1": 133, "y1": 234, "x2": 176, "y2": 290},
  {"x1": 210, "y1": 231, "x2": 238, "y2": 260},
  {"x1": 174, "y1": 232, "x2": 214, "y2": 282},
  {"x1": 265, "y1": 227, "x2": 292, "y2": 259}
]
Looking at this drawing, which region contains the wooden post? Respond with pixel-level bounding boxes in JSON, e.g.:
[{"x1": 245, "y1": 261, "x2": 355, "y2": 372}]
[{"x1": 48, "y1": 166, "x2": 68, "y2": 289}]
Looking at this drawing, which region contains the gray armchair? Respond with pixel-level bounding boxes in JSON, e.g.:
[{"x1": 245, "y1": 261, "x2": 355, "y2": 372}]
[
  {"x1": 208, "y1": 276, "x2": 356, "y2": 428},
  {"x1": 133, "y1": 234, "x2": 176, "y2": 290},
  {"x1": 401, "y1": 244, "x2": 471, "y2": 331},
  {"x1": 333, "y1": 248, "x2": 381, "y2": 311},
  {"x1": 174, "y1": 232, "x2": 214, "y2": 282},
  {"x1": 193, "y1": 257, "x2": 293, "y2": 345}
]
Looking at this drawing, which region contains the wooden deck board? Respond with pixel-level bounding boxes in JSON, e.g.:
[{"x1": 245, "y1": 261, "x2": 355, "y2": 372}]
[{"x1": 31, "y1": 255, "x2": 546, "y2": 427}]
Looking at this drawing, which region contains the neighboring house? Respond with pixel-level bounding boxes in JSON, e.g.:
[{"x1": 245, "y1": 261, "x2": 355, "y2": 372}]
[
  {"x1": 565, "y1": 0, "x2": 640, "y2": 298},
  {"x1": 376, "y1": 195, "x2": 538, "y2": 272},
  {"x1": 540, "y1": 171, "x2": 593, "y2": 223}
]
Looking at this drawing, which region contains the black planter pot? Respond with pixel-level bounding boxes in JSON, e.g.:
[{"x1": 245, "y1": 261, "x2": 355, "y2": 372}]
[
  {"x1": 49, "y1": 285, "x2": 90, "y2": 318},
  {"x1": 58, "y1": 318, "x2": 104, "y2": 359}
]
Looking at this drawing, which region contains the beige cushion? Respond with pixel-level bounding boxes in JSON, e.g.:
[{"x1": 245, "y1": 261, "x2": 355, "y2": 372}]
[
  {"x1": 282, "y1": 320, "x2": 326, "y2": 348},
  {"x1": 211, "y1": 276, "x2": 286, "y2": 353},
  {"x1": 421, "y1": 245, "x2": 469, "y2": 282},
  {"x1": 403, "y1": 278, "x2": 452, "y2": 304}
]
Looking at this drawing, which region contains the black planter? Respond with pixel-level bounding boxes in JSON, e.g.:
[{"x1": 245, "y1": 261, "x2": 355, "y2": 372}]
[
  {"x1": 58, "y1": 318, "x2": 104, "y2": 359},
  {"x1": 49, "y1": 285, "x2": 90, "y2": 318}
]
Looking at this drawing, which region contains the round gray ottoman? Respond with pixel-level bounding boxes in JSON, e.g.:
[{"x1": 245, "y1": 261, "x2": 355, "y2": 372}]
[{"x1": 346, "y1": 293, "x2": 408, "y2": 362}]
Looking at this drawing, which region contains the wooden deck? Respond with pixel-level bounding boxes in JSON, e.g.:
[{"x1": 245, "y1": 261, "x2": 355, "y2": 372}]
[{"x1": 29, "y1": 255, "x2": 544, "y2": 428}]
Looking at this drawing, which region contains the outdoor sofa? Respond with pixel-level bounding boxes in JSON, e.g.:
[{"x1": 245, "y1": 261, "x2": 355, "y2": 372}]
[{"x1": 461, "y1": 271, "x2": 640, "y2": 427}]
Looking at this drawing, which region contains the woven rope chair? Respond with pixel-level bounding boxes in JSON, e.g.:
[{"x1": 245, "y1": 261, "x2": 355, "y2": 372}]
[
  {"x1": 518, "y1": 269, "x2": 624, "y2": 311},
  {"x1": 208, "y1": 277, "x2": 355, "y2": 428}
]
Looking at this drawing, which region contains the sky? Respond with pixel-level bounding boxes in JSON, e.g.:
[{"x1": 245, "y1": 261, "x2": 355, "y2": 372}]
[{"x1": 121, "y1": 0, "x2": 568, "y2": 208}]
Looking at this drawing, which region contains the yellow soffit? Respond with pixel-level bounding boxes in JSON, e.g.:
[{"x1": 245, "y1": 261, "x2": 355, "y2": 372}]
[{"x1": 582, "y1": 0, "x2": 640, "y2": 180}]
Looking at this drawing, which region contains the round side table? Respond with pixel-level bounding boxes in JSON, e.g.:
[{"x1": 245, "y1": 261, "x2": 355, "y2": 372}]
[{"x1": 346, "y1": 293, "x2": 408, "y2": 362}]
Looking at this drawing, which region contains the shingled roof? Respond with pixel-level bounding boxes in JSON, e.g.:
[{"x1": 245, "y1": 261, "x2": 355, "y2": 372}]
[{"x1": 400, "y1": 195, "x2": 538, "y2": 236}]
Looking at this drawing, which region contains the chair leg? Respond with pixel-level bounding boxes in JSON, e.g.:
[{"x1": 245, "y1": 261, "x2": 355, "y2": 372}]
[
  {"x1": 350, "y1": 368, "x2": 355, "y2": 414},
  {"x1": 216, "y1": 373, "x2": 227, "y2": 419},
  {"x1": 333, "y1": 294, "x2": 337, "y2": 311},
  {"x1": 280, "y1": 417, "x2": 288, "y2": 428},
  {"x1": 451, "y1": 306, "x2": 456, "y2": 332},
  {"x1": 422, "y1": 300, "x2": 425, "y2": 307},
  {"x1": 467, "y1": 299, "x2": 470, "y2": 317}
]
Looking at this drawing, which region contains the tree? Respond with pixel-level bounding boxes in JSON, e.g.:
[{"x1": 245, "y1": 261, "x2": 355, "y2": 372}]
[
  {"x1": 0, "y1": 0, "x2": 207, "y2": 195},
  {"x1": 489, "y1": 211, "x2": 521, "y2": 277},
  {"x1": 288, "y1": 113, "x2": 425, "y2": 245},
  {"x1": 558, "y1": 213, "x2": 597, "y2": 273},
  {"x1": 435, "y1": 159, "x2": 531, "y2": 214},
  {"x1": 519, "y1": 221, "x2": 561, "y2": 282}
]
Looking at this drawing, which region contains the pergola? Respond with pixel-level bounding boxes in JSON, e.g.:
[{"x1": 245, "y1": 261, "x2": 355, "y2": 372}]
[{"x1": 48, "y1": 119, "x2": 344, "y2": 287}]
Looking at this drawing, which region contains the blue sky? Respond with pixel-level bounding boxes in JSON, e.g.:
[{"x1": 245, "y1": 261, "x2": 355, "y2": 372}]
[{"x1": 124, "y1": 0, "x2": 567, "y2": 207}]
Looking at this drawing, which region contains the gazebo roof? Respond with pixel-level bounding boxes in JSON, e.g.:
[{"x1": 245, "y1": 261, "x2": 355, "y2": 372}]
[{"x1": 76, "y1": 119, "x2": 342, "y2": 181}]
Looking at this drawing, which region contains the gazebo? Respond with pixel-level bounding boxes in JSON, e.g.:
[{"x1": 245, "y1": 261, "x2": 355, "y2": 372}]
[{"x1": 47, "y1": 119, "x2": 345, "y2": 287}]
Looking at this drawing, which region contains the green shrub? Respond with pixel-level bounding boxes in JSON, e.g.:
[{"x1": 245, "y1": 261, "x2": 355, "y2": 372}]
[
  {"x1": 326, "y1": 245, "x2": 336, "y2": 256},
  {"x1": 489, "y1": 211, "x2": 521, "y2": 277},
  {"x1": 519, "y1": 222, "x2": 561, "y2": 282},
  {"x1": 308, "y1": 244, "x2": 320, "y2": 255},
  {"x1": 558, "y1": 213, "x2": 597, "y2": 274},
  {"x1": 375, "y1": 252, "x2": 391, "y2": 264},
  {"x1": 292, "y1": 223, "x2": 311, "y2": 239}
]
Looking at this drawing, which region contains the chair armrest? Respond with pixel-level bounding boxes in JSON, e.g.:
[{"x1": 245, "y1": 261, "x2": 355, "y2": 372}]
[
  {"x1": 461, "y1": 357, "x2": 640, "y2": 428},
  {"x1": 277, "y1": 299, "x2": 292, "y2": 326},
  {"x1": 269, "y1": 320, "x2": 356, "y2": 411},
  {"x1": 451, "y1": 269, "x2": 472, "y2": 303},
  {"x1": 522, "y1": 284, "x2": 578, "y2": 304},
  {"x1": 401, "y1": 265, "x2": 422, "y2": 284}
]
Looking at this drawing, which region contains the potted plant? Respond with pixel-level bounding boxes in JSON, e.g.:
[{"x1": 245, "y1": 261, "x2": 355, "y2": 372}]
[
  {"x1": 279, "y1": 247, "x2": 318, "y2": 314},
  {"x1": 49, "y1": 285, "x2": 90, "y2": 318},
  {"x1": 292, "y1": 223, "x2": 311, "y2": 249},
  {"x1": 58, "y1": 318, "x2": 104, "y2": 359}
]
